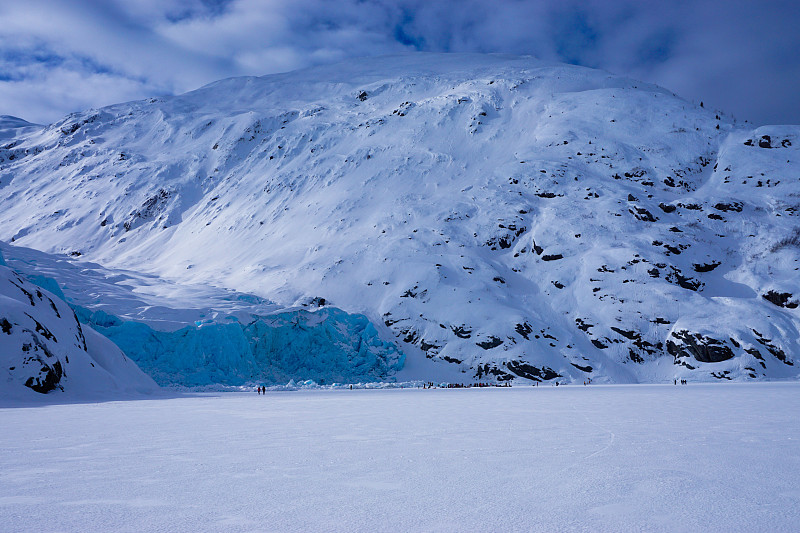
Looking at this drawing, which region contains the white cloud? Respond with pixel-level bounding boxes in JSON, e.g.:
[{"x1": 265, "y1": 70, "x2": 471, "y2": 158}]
[{"x1": 0, "y1": 0, "x2": 797, "y2": 125}]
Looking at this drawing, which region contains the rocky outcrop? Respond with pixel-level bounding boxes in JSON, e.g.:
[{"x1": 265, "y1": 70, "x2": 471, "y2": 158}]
[
  {"x1": 0, "y1": 252, "x2": 158, "y2": 397},
  {"x1": 666, "y1": 330, "x2": 735, "y2": 363}
]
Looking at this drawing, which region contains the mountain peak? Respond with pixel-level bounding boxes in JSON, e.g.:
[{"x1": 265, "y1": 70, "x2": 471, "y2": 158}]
[{"x1": 1, "y1": 53, "x2": 797, "y2": 384}]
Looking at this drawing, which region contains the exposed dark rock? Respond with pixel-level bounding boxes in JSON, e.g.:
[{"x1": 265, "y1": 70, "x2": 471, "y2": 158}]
[
  {"x1": 476, "y1": 336, "x2": 503, "y2": 349},
  {"x1": 762, "y1": 290, "x2": 798, "y2": 309},
  {"x1": 666, "y1": 269, "x2": 704, "y2": 291},
  {"x1": 628, "y1": 349, "x2": 644, "y2": 363},
  {"x1": 24, "y1": 359, "x2": 63, "y2": 393},
  {"x1": 575, "y1": 318, "x2": 593, "y2": 332},
  {"x1": 401, "y1": 328, "x2": 419, "y2": 344},
  {"x1": 401, "y1": 287, "x2": 418, "y2": 298},
  {"x1": 713, "y1": 202, "x2": 743, "y2": 212},
  {"x1": 24, "y1": 313, "x2": 57, "y2": 342},
  {"x1": 305, "y1": 296, "x2": 327, "y2": 307},
  {"x1": 571, "y1": 362, "x2": 593, "y2": 372},
  {"x1": 629, "y1": 206, "x2": 658, "y2": 222},
  {"x1": 476, "y1": 364, "x2": 514, "y2": 381},
  {"x1": 10, "y1": 280, "x2": 36, "y2": 306},
  {"x1": 634, "y1": 338, "x2": 661, "y2": 355},
  {"x1": 515, "y1": 322, "x2": 533, "y2": 340},
  {"x1": 659, "y1": 202, "x2": 677, "y2": 213},
  {"x1": 420, "y1": 340, "x2": 440, "y2": 352},
  {"x1": 693, "y1": 261, "x2": 721, "y2": 273},
  {"x1": 610, "y1": 326, "x2": 640, "y2": 341},
  {"x1": 357, "y1": 91, "x2": 368, "y2": 101},
  {"x1": 451, "y1": 325, "x2": 473, "y2": 339},
  {"x1": 497, "y1": 237, "x2": 513, "y2": 249},
  {"x1": 745, "y1": 347, "x2": 765, "y2": 361},
  {"x1": 1, "y1": 317, "x2": 11, "y2": 334},
  {"x1": 591, "y1": 338, "x2": 608, "y2": 349},
  {"x1": 48, "y1": 298, "x2": 60, "y2": 317},
  {"x1": 666, "y1": 330, "x2": 734, "y2": 363},
  {"x1": 752, "y1": 329, "x2": 793, "y2": 364},
  {"x1": 542, "y1": 254, "x2": 563, "y2": 261},
  {"x1": 124, "y1": 189, "x2": 171, "y2": 231},
  {"x1": 758, "y1": 135, "x2": 772, "y2": 148},
  {"x1": 505, "y1": 361, "x2": 560, "y2": 381}
]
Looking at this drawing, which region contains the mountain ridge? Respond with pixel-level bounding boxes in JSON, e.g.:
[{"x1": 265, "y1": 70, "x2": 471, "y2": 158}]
[{"x1": 1, "y1": 52, "x2": 798, "y2": 384}]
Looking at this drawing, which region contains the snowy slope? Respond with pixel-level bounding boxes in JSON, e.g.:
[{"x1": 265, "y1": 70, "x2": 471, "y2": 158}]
[
  {"x1": 0, "y1": 242, "x2": 403, "y2": 387},
  {"x1": 0, "y1": 115, "x2": 42, "y2": 142},
  {"x1": 0, "y1": 249, "x2": 158, "y2": 399},
  {"x1": 1, "y1": 53, "x2": 798, "y2": 383}
]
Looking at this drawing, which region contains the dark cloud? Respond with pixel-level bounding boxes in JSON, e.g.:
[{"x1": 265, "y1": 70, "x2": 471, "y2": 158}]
[{"x1": 0, "y1": 0, "x2": 797, "y2": 125}]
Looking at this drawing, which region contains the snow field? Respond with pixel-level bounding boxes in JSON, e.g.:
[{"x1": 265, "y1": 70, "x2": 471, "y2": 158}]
[{"x1": 2, "y1": 382, "x2": 799, "y2": 532}]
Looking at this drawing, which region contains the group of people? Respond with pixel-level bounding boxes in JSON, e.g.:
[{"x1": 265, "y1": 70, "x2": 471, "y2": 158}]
[
  {"x1": 422, "y1": 382, "x2": 512, "y2": 389},
  {"x1": 674, "y1": 379, "x2": 688, "y2": 385},
  {"x1": 256, "y1": 386, "x2": 266, "y2": 394}
]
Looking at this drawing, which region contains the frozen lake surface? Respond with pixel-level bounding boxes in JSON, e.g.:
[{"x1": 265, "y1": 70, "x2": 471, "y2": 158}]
[{"x1": 2, "y1": 383, "x2": 799, "y2": 532}]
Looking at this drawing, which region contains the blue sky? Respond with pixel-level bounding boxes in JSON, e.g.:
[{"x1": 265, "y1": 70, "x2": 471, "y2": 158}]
[{"x1": 1, "y1": 0, "x2": 798, "y2": 125}]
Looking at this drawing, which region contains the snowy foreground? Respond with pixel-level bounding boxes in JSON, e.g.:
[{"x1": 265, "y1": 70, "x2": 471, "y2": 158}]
[{"x1": 2, "y1": 383, "x2": 799, "y2": 532}]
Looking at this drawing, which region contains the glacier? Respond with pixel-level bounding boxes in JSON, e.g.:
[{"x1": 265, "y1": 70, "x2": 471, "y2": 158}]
[
  {"x1": 75, "y1": 305, "x2": 403, "y2": 387},
  {"x1": 1, "y1": 242, "x2": 403, "y2": 389},
  {"x1": 1, "y1": 53, "x2": 799, "y2": 385}
]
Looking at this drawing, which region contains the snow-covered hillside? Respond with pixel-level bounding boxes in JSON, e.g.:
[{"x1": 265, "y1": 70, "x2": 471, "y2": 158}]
[
  {"x1": 1, "y1": 53, "x2": 798, "y2": 384},
  {"x1": 0, "y1": 249, "x2": 158, "y2": 399},
  {"x1": 0, "y1": 243, "x2": 402, "y2": 387}
]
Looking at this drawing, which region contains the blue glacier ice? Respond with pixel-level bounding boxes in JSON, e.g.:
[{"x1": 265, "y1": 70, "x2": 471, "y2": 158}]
[{"x1": 76, "y1": 306, "x2": 405, "y2": 386}]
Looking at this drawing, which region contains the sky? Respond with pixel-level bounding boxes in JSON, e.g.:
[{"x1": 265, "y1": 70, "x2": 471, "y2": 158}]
[{"x1": 0, "y1": 0, "x2": 798, "y2": 126}]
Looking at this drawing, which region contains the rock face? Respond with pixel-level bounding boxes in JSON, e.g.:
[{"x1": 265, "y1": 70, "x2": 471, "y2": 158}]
[
  {"x1": 667, "y1": 331, "x2": 735, "y2": 364},
  {"x1": 0, "y1": 250, "x2": 159, "y2": 398},
  {"x1": 0, "y1": 53, "x2": 799, "y2": 383}
]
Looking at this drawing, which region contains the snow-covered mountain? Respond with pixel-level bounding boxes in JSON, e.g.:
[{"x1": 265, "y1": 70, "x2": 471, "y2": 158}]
[
  {"x1": 1, "y1": 53, "x2": 798, "y2": 384},
  {"x1": 0, "y1": 243, "x2": 402, "y2": 387},
  {"x1": 0, "y1": 249, "x2": 159, "y2": 399}
]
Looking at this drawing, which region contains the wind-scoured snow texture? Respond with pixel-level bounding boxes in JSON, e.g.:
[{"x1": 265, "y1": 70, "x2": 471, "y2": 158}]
[
  {"x1": 0, "y1": 250, "x2": 158, "y2": 400},
  {"x1": 1, "y1": 53, "x2": 799, "y2": 383},
  {"x1": 2, "y1": 384, "x2": 800, "y2": 531}
]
